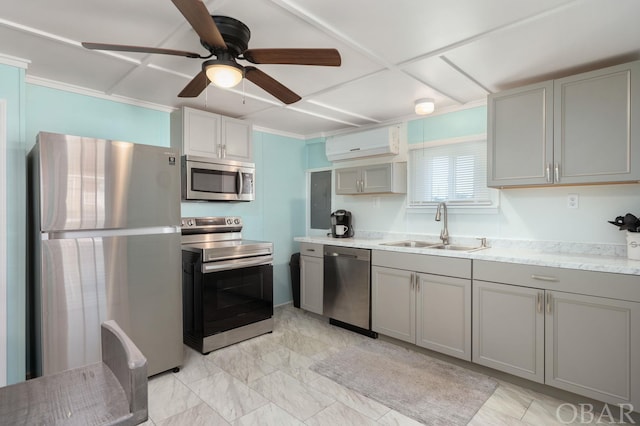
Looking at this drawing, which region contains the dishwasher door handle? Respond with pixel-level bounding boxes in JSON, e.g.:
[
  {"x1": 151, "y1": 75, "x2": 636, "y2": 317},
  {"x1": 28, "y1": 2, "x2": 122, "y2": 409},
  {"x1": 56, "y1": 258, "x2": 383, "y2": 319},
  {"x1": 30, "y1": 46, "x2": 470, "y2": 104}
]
[{"x1": 325, "y1": 252, "x2": 358, "y2": 258}]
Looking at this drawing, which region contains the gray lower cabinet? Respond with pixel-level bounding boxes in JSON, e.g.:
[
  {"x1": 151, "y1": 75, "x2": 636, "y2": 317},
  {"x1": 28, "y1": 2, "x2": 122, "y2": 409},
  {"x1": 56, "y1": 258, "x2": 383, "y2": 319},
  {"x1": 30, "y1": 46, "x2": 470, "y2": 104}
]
[
  {"x1": 473, "y1": 260, "x2": 640, "y2": 407},
  {"x1": 416, "y1": 274, "x2": 471, "y2": 360},
  {"x1": 545, "y1": 291, "x2": 640, "y2": 406},
  {"x1": 300, "y1": 243, "x2": 323, "y2": 315},
  {"x1": 371, "y1": 251, "x2": 471, "y2": 361},
  {"x1": 371, "y1": 266, "x2": 415, "y2": 342},
  {"x1": 472, "y1": 281, "x2": 545, "y2": 383}
]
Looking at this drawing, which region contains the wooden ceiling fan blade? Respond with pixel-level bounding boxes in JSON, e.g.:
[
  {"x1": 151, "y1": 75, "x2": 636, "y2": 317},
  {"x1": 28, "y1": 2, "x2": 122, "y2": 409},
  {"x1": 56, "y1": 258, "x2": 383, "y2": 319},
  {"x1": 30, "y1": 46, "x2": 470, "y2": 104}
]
[
  {"x1": 178, "y1": 70, "x2": 209, "y2": 97},
  {"x1": 245, "y1": 66, "x2": 301, "y2": 104},
  {"x1": 243, "y1": 48, "x2": 341, "y2": 66},
  {"x1": 82, "y1": 42, "x2": 203, "y2": 58},
  {"x1": 171, "y1": 0, "x2": 227, "y2": 49}
]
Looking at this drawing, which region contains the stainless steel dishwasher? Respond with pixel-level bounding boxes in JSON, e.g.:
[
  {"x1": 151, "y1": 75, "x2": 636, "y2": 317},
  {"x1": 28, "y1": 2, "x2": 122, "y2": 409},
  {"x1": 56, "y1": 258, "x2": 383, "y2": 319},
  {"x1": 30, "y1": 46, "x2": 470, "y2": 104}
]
[{"x1": 323, "y1": 245, "x2": 377, "y2": 338}]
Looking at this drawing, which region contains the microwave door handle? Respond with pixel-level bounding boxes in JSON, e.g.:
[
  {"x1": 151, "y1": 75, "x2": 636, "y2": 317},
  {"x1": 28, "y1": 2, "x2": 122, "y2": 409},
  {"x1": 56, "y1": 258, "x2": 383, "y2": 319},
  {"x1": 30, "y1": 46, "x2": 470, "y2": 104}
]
[{"x1": 237, "y1": 170, "x2": 243, "y2": 198}]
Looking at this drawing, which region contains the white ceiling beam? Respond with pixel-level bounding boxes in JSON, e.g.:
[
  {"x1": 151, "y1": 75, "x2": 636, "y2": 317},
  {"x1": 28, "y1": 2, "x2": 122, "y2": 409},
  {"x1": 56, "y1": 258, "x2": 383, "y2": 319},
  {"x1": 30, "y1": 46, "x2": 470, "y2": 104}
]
[{"x1": 396, "y1": 0, "x2": 582, "y2": 93}]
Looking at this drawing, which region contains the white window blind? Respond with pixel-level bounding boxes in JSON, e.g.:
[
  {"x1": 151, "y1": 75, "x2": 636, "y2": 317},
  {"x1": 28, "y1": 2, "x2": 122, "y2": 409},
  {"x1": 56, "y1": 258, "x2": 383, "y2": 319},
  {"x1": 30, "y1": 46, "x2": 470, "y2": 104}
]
[{"x1": 408, "y1": 138, "x2": 491, "y2": 207}]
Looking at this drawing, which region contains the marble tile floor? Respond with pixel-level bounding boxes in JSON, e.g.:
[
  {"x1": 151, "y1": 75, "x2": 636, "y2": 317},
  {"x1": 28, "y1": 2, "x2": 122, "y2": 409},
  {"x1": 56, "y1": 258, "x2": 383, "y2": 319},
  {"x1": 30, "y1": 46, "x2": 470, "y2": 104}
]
[{"x1": 142, "y1": 305, "x2": 635, "y2": 425}]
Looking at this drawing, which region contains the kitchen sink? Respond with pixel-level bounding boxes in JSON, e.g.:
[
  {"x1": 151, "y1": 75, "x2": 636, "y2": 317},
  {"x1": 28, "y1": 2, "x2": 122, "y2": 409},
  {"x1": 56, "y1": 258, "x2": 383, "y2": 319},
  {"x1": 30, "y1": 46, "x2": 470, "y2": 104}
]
[
  {"x1": 379, "y1": 240, "x2": 438, "y2": 248},
  {"x1": 428, "y1": 244, "x2": 487, "y2": 252},
  {"x1": 379, "y1": 241, "x2": 488, "y2": 252}
]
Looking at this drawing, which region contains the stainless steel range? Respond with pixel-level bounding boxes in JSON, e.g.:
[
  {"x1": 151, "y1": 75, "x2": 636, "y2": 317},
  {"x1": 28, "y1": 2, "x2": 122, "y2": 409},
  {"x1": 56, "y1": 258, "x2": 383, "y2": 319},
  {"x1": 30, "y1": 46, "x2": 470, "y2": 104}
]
[{"x1": 181, "y1": 216, "x2": 274, "y2": 354}]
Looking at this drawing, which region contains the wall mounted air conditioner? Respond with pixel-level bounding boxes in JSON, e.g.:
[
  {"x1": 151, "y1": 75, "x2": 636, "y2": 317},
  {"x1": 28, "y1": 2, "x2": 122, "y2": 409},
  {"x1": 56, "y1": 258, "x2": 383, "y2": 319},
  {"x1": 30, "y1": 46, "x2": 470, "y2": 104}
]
[{"x1": 325, "y1": 125, "x2": 400, "y2": 162}]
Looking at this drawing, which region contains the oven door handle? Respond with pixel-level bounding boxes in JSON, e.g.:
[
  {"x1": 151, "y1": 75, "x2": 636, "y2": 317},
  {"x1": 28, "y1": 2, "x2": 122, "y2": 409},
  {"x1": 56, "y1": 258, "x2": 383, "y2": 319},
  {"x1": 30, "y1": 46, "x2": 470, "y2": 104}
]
[{"x1": 202, "y1": 255, "x2": 273, "y2": 273}]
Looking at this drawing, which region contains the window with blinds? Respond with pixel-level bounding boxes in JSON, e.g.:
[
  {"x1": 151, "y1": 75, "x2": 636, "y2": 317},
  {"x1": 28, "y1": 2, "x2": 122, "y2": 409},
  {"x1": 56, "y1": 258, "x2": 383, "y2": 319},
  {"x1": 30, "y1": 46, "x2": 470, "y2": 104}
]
[{"x1": 408, "y1": 138, "x2": 493, "y2": 207}]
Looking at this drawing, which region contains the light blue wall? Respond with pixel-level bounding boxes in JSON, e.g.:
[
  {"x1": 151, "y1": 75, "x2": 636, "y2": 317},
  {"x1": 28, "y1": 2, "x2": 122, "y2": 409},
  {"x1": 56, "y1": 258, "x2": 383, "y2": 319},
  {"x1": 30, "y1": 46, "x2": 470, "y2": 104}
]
[
  {"x1": 262, "y1": 132, "x2": 306, "y2": 304},
  {"x1": 26, "y1": 85, "x2": 170, "y2": 149},
  {"x1": 305, "y1": 137, "x2": 331, "y2": 169},
  {"x1": 407, "y1": 105, "x2": 487, "y2": 143},
  {"x1": 0, "y1": 80, "x2": 306, "y2": 382},
  {"x1": 1, "y1": 64, "x2": 26, "y2": 385}
]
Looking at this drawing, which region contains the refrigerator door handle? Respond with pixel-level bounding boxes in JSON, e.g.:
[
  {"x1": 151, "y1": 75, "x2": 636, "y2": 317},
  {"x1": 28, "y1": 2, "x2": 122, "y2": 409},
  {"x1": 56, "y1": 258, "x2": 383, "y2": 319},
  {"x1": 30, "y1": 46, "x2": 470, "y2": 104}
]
[{"x1": 43, "y1": 226, "x2": 181, "y2": 240}]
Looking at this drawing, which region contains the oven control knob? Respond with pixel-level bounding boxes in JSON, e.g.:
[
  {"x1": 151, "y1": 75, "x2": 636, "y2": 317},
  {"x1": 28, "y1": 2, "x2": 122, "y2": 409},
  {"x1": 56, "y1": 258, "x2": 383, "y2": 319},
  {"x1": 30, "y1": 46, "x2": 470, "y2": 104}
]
[
  {"x1": 226, "y1": 218, "x2": 233, "y2": 225},
  {"x1": 234, "y1": 218, "x2": 240, "y2": 225},
  {"x1": 186, "y1": 219, "x2": 194, "y2": 227}
]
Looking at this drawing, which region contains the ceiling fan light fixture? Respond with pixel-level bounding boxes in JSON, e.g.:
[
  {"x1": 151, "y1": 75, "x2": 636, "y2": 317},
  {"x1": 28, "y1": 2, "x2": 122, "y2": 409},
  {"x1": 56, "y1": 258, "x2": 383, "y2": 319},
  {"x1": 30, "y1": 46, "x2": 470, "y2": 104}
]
[
  {"x1": 415, "y1": 98, "x2": 435, "y2": 115},
  {"x1": 203, "y1": 59, "x2": 244, "y2": 88}
]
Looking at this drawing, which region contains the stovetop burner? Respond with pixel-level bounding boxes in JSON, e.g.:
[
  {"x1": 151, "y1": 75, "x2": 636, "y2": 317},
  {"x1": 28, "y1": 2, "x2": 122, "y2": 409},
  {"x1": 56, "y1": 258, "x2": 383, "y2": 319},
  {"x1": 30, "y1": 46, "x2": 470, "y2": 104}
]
[{"x1": 181, "y1": 216, "x2": 272, "y2": 262}]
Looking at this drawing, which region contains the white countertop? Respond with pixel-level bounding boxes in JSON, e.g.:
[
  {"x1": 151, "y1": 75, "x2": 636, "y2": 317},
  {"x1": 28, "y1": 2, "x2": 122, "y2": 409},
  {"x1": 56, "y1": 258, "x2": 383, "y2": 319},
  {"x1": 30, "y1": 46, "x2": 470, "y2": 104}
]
[{"x1": 294, "y1": 235, "x2": 640, "y2": 276}]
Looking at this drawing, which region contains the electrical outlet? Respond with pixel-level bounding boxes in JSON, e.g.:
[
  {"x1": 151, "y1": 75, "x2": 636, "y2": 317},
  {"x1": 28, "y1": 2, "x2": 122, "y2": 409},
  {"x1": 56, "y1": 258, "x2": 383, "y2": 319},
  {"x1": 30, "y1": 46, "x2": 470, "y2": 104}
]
[{"x1": 567, "y1": 193, "x2": 579, "y2": 209}]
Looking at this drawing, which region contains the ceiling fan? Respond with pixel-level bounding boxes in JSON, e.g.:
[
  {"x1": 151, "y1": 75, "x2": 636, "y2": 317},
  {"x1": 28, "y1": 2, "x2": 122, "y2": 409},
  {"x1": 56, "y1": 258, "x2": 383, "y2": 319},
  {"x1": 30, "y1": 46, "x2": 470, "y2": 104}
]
[{"x1": 82, "y1": 0, "x2": 341, "y2": 104}]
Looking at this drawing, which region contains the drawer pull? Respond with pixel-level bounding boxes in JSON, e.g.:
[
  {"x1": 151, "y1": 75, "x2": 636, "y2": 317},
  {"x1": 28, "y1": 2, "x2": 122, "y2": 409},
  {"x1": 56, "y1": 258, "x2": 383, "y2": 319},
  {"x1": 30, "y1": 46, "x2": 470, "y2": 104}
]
[
  {"x1": 306, "y1": 249, "x2": 316, "y2": 252},
  {"x1": 531, "y1": 274, "x2": 558, "y2": 282}
]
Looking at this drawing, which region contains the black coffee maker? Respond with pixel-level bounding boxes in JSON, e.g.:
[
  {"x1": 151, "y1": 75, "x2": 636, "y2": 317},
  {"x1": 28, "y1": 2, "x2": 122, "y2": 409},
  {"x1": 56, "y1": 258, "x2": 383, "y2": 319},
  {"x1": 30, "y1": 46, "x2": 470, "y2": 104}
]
[{"x1": 330, "y1": 209, "x2": 354, "y2": 238}]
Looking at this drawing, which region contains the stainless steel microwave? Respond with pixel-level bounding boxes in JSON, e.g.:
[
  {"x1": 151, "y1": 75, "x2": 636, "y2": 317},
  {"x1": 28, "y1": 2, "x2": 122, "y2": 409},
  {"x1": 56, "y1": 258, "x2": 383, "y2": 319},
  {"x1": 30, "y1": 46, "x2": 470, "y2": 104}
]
[{"x1": 182, "y1": 155, "x2": 255, "y2": 201}]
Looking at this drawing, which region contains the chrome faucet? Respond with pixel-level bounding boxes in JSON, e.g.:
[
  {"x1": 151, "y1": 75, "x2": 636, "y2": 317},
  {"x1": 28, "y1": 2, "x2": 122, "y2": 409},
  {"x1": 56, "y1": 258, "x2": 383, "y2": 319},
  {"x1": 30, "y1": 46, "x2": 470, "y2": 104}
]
[{"x1": 435, "y1": 202, "x2": 449, "y2": 245}]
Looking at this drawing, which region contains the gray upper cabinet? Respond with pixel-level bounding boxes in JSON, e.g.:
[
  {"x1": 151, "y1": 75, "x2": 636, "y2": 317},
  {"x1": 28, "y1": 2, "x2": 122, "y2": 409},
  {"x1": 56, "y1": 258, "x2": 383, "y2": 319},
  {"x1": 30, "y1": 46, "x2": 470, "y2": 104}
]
[
  {"x1": 554, "y1": 61, "x2": 640, "y2": 184},
  {"x1": 335, "y1": 162, "x2": 407, "y2": 195},
  {"x1": 171, "y1": 107, "x2": 252, "y2": 162},
  {"x1": 487, "y1": 81, "x2": 553, "y2": 187},
  {"x1": 488, "y1": 60, "x2": 640, "y2": 187}
]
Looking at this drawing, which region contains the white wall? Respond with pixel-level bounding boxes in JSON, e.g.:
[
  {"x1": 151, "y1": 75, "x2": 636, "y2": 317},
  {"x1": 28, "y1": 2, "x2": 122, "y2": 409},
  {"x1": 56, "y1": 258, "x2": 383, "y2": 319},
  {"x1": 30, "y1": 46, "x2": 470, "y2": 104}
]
[
  {"x1": 334, "y1": 183, "x2": 640, "y2": 245},
  {"x1": 328, "y1": 123, "x2": 640, "y2": 246}
]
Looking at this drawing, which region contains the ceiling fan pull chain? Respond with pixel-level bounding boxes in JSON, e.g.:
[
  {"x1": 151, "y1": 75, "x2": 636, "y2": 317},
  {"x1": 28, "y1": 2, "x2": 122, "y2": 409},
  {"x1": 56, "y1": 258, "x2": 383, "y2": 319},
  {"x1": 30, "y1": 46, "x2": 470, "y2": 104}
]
[{"x1": 242, "y1": 78, "x2": 246, "y2": 105}]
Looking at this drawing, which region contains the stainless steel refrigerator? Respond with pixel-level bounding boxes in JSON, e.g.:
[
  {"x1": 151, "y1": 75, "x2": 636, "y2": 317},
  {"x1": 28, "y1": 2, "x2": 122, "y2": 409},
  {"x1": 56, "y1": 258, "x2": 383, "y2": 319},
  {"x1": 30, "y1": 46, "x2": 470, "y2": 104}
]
[{"x1": 27, "y1": 132, "x2": 183, "y2": 377}]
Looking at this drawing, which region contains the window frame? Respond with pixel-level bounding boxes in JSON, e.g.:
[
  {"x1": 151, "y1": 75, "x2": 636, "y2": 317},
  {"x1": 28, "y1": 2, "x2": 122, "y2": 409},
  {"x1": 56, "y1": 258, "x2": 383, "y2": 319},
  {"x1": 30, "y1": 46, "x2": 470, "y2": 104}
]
[{"x1": 407, "y1": 134, "x2": 499, "y2": 211}]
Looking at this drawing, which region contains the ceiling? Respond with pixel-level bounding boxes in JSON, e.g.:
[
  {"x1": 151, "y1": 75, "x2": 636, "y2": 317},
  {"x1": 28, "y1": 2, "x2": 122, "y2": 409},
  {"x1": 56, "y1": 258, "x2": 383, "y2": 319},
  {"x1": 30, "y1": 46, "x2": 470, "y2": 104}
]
[{"x1": 1, "y1": 0, "x2": 639, "y2": 138}]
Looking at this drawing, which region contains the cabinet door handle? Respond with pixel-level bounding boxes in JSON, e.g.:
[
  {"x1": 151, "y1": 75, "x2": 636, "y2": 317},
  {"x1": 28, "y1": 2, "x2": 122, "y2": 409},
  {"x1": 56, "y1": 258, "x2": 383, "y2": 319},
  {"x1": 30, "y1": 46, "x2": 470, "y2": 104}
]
[
  {"x1": 554, "y1": 163, "x2": 560, "y2": 183},
  {"x1": 531, "y1": 274, "x2": 558, "y2": 282},
  {"x1": 546, "y1": 292, "x2": 552, "y2": 314},
  {"x1": 537, "y1": 292, "x2": 542, "y2": 313},
  {"x1": 416, "y1": 275, "x2": 420, "y2": 292},
  {"x1": 409, "y1": 273, "x2": 414, "y2": 290},
  {"x1": 546, "y1": 164, "x2": 552, "y2": 183}
]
